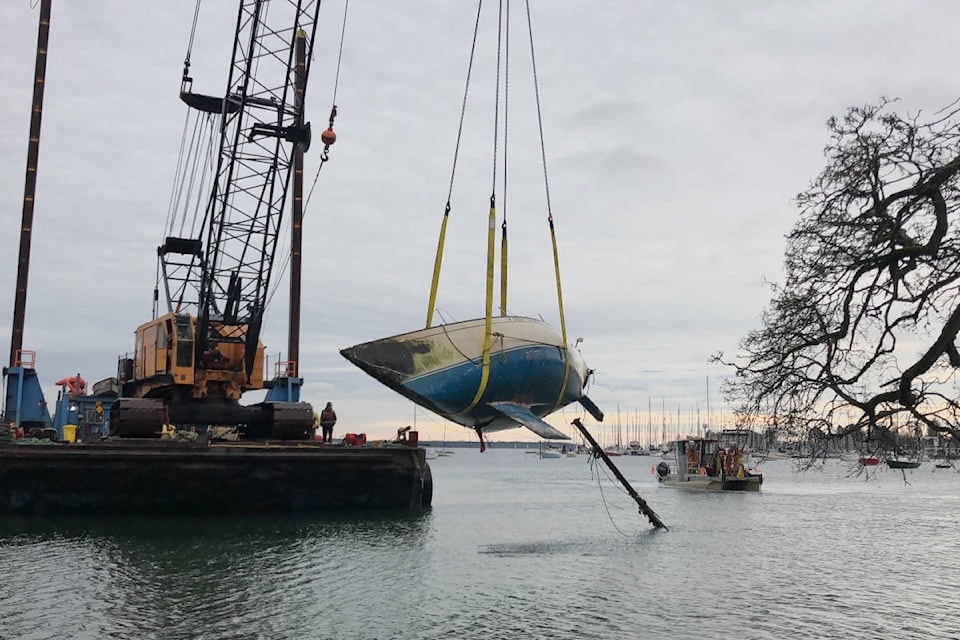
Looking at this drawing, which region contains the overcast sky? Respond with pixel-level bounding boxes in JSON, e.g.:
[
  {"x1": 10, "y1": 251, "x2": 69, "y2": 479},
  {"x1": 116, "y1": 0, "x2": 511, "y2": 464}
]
[{"x1": 2, "y1": 1, "x2": 959, "y2": 444}]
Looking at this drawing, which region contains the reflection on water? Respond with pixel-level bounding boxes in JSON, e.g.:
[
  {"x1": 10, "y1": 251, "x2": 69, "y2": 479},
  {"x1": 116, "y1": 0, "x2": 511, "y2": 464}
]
[
  {"x1": 0, "y1": 513, "x2": 432, "y2": 640},
  {"x1": 1, "y1": 455, "x2": 959, "y2": 639}
]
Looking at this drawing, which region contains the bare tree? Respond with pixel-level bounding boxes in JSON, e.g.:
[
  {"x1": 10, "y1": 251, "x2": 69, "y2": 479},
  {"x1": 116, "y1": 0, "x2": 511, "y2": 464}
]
[{"x1": 714, "y1": 98, "x2": 960, "y2": 459}]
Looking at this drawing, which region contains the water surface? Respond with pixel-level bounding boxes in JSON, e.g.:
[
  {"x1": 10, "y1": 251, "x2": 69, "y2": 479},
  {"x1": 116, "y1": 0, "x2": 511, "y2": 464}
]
[{"x1": 1, "y1": 451, "x2": 957, "y2": 639}]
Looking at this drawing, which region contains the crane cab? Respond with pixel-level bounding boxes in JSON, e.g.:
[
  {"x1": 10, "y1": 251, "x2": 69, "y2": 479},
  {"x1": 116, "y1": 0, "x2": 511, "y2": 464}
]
[
  {"x1": 123, "y1": 312, "x2": 265, "y2": 401},
  {"x1": 113, "y1": 311, "x2": 301, "y2": 439},
  {"x1": 131, "y1": 313, "x2": 195, "y2": 387}
]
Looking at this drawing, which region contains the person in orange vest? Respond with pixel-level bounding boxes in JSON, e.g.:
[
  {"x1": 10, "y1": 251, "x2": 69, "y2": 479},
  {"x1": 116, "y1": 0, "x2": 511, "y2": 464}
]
[{"x1": 319, "y1": 402, "x2": 337, "y2": 443}]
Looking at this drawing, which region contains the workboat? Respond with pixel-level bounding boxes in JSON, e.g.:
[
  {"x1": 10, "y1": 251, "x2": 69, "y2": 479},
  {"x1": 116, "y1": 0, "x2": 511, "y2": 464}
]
[
  {"x1": 342, "y1": 316, "x2": 604, "y2": 444},
  {"x1": 654, "y1": 438, "x2": 762, "y2": 491}
]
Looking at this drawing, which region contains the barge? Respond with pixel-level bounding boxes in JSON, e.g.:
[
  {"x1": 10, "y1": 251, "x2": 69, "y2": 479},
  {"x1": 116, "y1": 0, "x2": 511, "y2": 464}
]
[
  {"x1": 0, "y1": 3, "x2": 437, "y2": 516},
  {"x1": 0, "y1": 438, "x2": 432, "y2": 514}
]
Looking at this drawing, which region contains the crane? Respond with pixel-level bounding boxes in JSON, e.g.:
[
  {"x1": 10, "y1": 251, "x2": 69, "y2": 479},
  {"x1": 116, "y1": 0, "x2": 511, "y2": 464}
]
[{"x1": 112, "y1": 0, "x2": 324, "y2": 439}]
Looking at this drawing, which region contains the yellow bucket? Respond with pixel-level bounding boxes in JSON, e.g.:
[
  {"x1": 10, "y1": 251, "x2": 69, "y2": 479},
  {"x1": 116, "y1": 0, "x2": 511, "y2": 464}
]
[{"x1": 62, "y1": 424, "x2": 77, "y2": 443}]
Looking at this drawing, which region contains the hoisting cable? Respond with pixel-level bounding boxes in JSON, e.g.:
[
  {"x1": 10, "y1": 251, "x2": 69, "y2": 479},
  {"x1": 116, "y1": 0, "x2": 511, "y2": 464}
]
[
  {"x1": 316, "y1": 0, "x2": 348, "y2": 163},
  {"x1": 165, "y1": 0, "x2": 203, "y2": 239},
  {"x1": 329, "y1": 0, "x2": 349, "y2": 115},
  {"x1": 165, "y1": 108, "x2": 196, "y2": 238},
  {"x1": 523, "y1": 0, "x2": 571, "y2": 413},
  {"x1": 162, "y1": 0, "x2": 209, "y2": 316},
  {"x1": 183, "y1": 0, "x2": 202, "y2": 87},
  {"x1": 426, "y1": 0, "x2": 484, "y2": 329},
  {"x1": 299, "y1": 0, "x2": 349, "y2": 211},
  {"x1": 499, "y1": 0, "x2": 510, "y2": 317},
  {"x1": 460, "y1": 0, "x2": 504, "y2": 420},
  {"x1": 163, "y1": 108, "x2": 217, "y2": 316}
]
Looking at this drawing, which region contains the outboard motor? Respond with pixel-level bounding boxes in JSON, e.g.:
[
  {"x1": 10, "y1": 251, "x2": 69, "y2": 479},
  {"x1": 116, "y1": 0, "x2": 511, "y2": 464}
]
[{"x1": 656, "y1": 461, "x2": 670, "y2": 479}]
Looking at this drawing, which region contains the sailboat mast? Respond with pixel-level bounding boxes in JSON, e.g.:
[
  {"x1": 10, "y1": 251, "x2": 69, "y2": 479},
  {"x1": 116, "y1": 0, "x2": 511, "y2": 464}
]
[
  {"x1": 616, "y1": 403, "x2": 621, "y2": 450},
  {"x1": 661, "y1": 398, "x2": 667, "y2": 447},
  {"x1": 571, "y1": 418, "x2": 667, "y2": 530},
  {"x1": 647, "y1": 397, "x2": 652, "y2": 449}
]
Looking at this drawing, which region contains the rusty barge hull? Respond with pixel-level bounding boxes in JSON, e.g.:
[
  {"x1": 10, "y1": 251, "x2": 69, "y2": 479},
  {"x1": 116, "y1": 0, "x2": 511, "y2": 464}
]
[{"x1": 0, "y1": 441, "x2": 432, "y2": 514}]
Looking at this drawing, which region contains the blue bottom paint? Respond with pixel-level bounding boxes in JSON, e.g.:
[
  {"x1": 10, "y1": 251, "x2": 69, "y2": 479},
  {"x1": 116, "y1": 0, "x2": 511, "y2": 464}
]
[{"x1": 403, "y1": 344, "x2": 584, "y2": 426}]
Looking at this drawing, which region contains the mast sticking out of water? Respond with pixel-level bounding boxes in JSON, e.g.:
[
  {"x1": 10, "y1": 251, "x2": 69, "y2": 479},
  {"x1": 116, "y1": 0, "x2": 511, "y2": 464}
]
[{"x1": 572, "y1": 418, "x2": 667, "y2": 530}]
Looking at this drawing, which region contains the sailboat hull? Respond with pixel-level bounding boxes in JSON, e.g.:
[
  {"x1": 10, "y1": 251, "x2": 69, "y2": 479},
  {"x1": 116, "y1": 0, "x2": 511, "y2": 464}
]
[{"x1": 341, "y1": 316, "x2": 599, "y2": 437}]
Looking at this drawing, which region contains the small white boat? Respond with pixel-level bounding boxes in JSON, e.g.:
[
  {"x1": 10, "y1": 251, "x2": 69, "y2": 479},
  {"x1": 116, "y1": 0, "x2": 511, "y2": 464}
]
[
  {"x1": 655, "y1": 438, "x2": 762, "y2": 491},
  {"x1": 539, "y1": 446, "x2": 563, "y2": 459}
]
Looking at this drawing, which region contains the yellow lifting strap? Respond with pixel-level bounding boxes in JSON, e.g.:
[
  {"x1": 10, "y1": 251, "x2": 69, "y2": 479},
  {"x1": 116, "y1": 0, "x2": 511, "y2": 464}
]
[
  {"x1": 461, "y1": 196, "x2": 498, "y2": 414},
  {"x1": 425, "y1": 203, "x2": 451, "y2": 328},
  {"x1": 499, "y1": 221, "x2": 508, "y2": 315},
  {"x1": 547, "y1": 214, "x2": 571, "y2": 412}
]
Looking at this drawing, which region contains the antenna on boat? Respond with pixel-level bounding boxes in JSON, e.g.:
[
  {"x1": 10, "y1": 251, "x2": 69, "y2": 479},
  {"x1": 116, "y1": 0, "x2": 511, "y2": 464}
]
[{"x1": 706, "y1": 375, "x2": 711, "y2": 436}]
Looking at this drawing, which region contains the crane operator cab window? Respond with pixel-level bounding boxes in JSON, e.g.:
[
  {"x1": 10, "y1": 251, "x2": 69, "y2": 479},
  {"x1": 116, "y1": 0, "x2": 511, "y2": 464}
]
[{"x1": 174, "y1": 316, "x2": 194, "y2": 369}]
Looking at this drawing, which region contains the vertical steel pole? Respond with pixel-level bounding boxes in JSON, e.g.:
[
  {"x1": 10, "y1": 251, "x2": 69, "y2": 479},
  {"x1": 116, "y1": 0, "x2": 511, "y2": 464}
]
[
  {"x1": 288, "y1": 29, "x2": 306, "y2": 376},
  {"x1": 10, "y1": 0, "x2": 52, "y2": 368}
]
